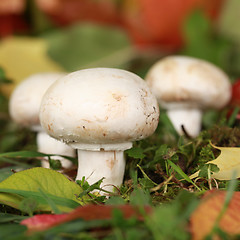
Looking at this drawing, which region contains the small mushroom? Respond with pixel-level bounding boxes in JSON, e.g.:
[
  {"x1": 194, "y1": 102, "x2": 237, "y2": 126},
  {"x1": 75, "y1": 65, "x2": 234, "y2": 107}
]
[
  {"x1": 145, "y1": 55, "x2": 231, "y2": 137},
  {"x1": 9, "y1": 72, "x2": 75, "y2": 168},
  {"x1": 39, "y1": 68, "x2": 159, "y2": 192}
]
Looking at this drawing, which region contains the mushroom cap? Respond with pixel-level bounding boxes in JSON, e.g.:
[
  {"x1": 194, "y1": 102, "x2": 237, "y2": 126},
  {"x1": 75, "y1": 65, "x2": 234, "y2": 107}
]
[
  {"x1": 145, "y1": 56, "x2": 231, "y2": 110},
  {"x1": 9, "y1": 72, "x2": 66, "y2": 130},
  {"x1": 40, "y1": 68, "x2": 159, "y2": 150}
]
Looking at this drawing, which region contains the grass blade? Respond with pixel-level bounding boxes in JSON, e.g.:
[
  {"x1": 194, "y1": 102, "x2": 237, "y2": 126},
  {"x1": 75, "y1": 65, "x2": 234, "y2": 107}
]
[{"x1": 167, "y1": 160, "x2": 201, "y2": 191}]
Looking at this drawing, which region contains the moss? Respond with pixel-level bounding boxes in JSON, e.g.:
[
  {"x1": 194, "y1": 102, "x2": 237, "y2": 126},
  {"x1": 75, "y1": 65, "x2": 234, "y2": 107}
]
[{"x1": 207, "y1": 125, "x2": 240, "y2": 147}]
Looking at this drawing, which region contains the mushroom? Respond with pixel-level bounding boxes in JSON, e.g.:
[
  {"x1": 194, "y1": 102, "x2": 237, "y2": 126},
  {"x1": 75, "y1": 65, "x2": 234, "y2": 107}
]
[
  {"x1": 145, "y1": 56, "x2": 231, "y2": 138},
  {"x1": 9, "y1": 72, "x2": 75, "y2": 168},
  {"x1": 39, "y1": 68, "x2": 159, "y2": 192}
]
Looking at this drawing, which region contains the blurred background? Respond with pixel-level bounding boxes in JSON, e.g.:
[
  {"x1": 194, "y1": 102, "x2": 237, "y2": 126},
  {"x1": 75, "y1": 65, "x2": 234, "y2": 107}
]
[
  {"x1": 0, "y1": 0, "x2": 240, "y2": 154},
  {"x1": 1, "y1": 0, "x2": 240, "y2": 93}
]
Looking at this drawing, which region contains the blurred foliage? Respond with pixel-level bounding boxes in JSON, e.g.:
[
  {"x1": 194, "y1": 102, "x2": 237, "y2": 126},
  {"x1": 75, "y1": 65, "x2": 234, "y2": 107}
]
[
  {"x1": 182, "y1": 10, "x2": 240, "y2": 80},
  {"x1": 44, "y1": 23, "x2": 133, "y2": 71},
  {"x1": 1, "y1": 0, "x2": 240, "y2": 239},
  {"x1": 182, "y1": 11, "x2": 232, "y2": 72}
]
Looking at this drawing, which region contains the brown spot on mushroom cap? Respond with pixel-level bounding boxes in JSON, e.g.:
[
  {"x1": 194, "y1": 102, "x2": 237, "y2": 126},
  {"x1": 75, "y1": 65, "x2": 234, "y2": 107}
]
[
  {"x1": 112, "y1": 93, "x2": 123, "y2": 101},
  {"x1": 39, "y1": 68, "x2": 159, "y2": 146}
]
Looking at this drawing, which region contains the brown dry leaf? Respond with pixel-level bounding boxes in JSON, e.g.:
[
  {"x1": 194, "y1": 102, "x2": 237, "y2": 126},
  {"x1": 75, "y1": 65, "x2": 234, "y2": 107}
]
[
  {"x1": 190, "y1": 190, "x2": 240, "y2": 240},
  {"x1": 190, "y1": 144, "x2": 240, "y2": 180},
  {"x1": 0, "y1": 37, "x2": 64, "y2": 96}
]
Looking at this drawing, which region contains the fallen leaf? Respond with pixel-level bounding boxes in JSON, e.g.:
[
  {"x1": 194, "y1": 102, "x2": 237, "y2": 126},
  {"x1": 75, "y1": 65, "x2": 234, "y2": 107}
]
[
  {"x1": 0, "y1": 167, "x2": 87, "y2": 212},
  {"x1": 190, "y1": 190, "x2": 240, "y2": 240},
  {"x1": 21, "y1": 213, "x2": 68, "y2": 232},
  {"x1": 21, "y1": 204, "x2": 152, "y2": 233},
  {"x1": 0, "y1": 37, "x2": 64, "y2": 96},
  {"x1": 190, "y1": 144, "x2": 240, "y2": 180}
]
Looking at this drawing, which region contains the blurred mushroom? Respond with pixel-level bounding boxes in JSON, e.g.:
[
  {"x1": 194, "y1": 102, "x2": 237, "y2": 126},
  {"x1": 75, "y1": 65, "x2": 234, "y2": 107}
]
[
  {"x1": 40, "y1": 68, "x2": 159, "y2": 193},
  {"x1": 145, "y1": 55, "x2": 231, "y2": 137},
  {"x1": 9, "y1": 72, "x2": 75, "y2": 168}
]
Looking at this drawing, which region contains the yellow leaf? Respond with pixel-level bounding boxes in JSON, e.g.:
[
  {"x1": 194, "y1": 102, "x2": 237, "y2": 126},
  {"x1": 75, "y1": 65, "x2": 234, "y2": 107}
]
[
  {"x1": 191, "y1": 145, "x2": 240, "y2": 180},
  {"x1": 0, "y1": 167, "x2": 87, "y2": 213},
  {"x1": 0, "y1": 37, "x2": 64, "y2": 96}
]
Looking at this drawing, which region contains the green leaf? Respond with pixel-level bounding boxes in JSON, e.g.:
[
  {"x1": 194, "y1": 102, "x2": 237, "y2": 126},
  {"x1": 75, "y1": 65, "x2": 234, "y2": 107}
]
[
  {"x1": 0, "y1": 213, "x2": 26, "y2": 223},
  {"x1": 44, "y1": 23, "x2": 133, "y2": 71},
  {"x1": 154, "y1": 144, "x2": 169, "y2": 157},
  {"x1": 0, "y1": 224, "x2": 27, "y2": 240},
  {"x1": 38, "y1": 188, "x2": 61, "y2": 214},
  {"x1": 105, "y1": 196, "x2": 126, "y2": 205},
  {"x1": 0, "y1": 151, "x2": 48, "y2": 158},
  {"x1": 0, "y1": 188, "x2": 80, "y2": 209},
  {"x1": 19, "y1": 197, "x2": 38, "y2": 216},
  {"x1": 129, "y1": 188, "x2": 151, "y2": 205},
  {"x1": 146, "y1": 204, "x2": 189, "y2": 240},
  {"x1": 199, "y1": 163, "x2": 220, "y2": 178},
  {"x1": 146, "y1": 190, "x2": 197, "y2": 240},
  {"x1": 0, "y1": 157, "x2": 32, "y2": 168},
  {"x1": 0, "y1": 167, "x2": 16, "y2": 182},
  {"x1": 77, "y1": 178, "x2": 106, "y2": 202},
  {"x1": 49, "y1": 158, "x2": 62, "y2": 170},
  {"x1": 125, "y1": 147, "x2": 146, "y2": 160},
  {"x1": 153, "y1": 144, "x2": 176, "y2": 171},
  {"x1": 137, "y1": 164, "x2": 157, "y2": 187},
  {"x1": 184, "y1": 10, "x2": 209, "y2": 44},
  {"x1": 182, "y1": 10, "x2": 231, "y2": 70},
  {"x1": 0, "y1": 167, "x2": 88, "y2": 213},
  {"x1": 153, "y1": 144, "x2": 168, "y2": 166},
  {"x1": 0, "y1": 150, "x2": 77, "y2": 165}
]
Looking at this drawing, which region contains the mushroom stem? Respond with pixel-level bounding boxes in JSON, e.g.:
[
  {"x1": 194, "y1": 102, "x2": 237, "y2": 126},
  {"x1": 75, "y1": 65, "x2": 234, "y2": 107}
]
[
  {"x1": 167, "y1": 108, "x2": 202, "y2": 138},
  {"x1": 76, "y1": 149, "x2": 126, "y2": 192},
  {"x1": 37, "y1": 131, "x2": 75, "y2": 168}
]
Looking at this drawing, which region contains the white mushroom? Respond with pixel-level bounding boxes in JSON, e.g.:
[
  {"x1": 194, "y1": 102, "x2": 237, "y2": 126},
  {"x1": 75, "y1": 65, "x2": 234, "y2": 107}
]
[
  {"x1": 9, "y1": 72, "x2": 75, "y2": 168},
  {"x1": 39, "y1": 68, "x2": 159, "y2": 192},
  {"x1": 145, "y1": 56, "x2": 231, "y2": 138}
]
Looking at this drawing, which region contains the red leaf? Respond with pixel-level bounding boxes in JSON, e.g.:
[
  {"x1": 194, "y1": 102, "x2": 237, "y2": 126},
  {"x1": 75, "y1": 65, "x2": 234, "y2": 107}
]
[
  {"x1": 35, "y1": 0, "x2": 224, "y2": 50},
  {"x1": 21, "y1": 214, "x2": 68, "y2": 232},
  {"x1": 230, "y1": 79, "x2": 240, "y2": 106},
  {"x1": 190, "y1": 190, "x2": 240, "y2": 240},
  {"x1": 120, "y1": 0, "x2": 225, "y2": 50},
  {"x1": 21, "y1": 204, "x2": 152, "y2": 233}
]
